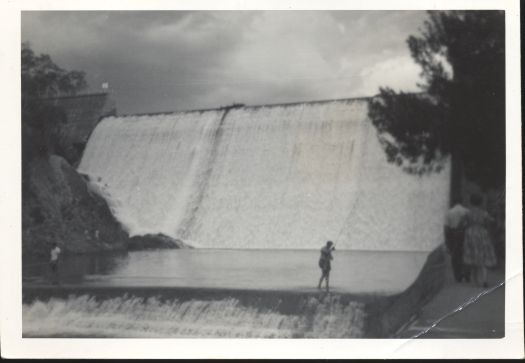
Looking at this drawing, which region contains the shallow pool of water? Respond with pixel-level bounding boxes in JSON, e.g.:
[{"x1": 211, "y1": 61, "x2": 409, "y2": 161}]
[{"x1": 24, "y1": 249, "x2": 429, "y2": 294}]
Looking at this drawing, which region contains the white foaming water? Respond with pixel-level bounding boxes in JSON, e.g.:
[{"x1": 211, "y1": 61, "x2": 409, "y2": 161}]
[
  {"x1": 23, "y1": 295, "x2": 365, "y2": 338},
  {"x1": 78, "y1": 99, "x2": 450, "y2": 250}
]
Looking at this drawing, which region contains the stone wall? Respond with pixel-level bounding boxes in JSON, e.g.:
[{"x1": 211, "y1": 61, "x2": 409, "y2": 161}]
[{"x1": 366, "y1": 245, "x2": 447, "y2": 337}]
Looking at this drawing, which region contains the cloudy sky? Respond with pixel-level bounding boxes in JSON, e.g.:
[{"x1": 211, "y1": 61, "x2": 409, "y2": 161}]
[{"x1": 22, "y1": 11, "x2": 428, "y2": 115}]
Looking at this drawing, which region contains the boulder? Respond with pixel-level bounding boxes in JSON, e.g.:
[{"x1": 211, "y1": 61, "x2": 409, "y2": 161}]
[{"x1": 128, "y1": 233, "x2": 192, "y2": 251}]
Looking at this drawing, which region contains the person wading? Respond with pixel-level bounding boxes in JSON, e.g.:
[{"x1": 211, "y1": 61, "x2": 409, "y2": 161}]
[
  {"x1": 49, "y1": 243, "x2": 61, "y2": 285},
  {"x1": 444, "y1": 197, "x2": 470, "y2": 283},
  {"x1": 318, "y1": 240, "x2": 335, "y2": 292}
]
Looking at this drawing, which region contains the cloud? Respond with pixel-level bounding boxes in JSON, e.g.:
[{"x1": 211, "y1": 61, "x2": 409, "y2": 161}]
[
  {"x1": 357, "y1": 55, "x2": 423, "y2": 96},
  {"x1": 21, "y1": 11, "x2": 428, "y2": 114}
]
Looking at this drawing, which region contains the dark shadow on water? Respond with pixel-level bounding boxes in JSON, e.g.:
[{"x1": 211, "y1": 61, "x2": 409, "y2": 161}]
[{"x1": 23, "y1": 250, "x2": 129, "y2": 284}]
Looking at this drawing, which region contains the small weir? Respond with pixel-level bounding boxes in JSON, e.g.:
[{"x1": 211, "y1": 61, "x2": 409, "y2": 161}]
[
  {"x1": 23, "y1": 287, "x2": 367, "y2": 338},
  {"x1": 23, "y1": 248, "x2": 446, "y2": 338}
]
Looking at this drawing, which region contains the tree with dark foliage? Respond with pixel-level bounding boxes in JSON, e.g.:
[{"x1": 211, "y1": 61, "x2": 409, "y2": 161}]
[
  {"x1": 22, "y1": 42, "x2": 88, "y2": 163},
  {"x1": 368, "y1": 11, "x2": 505, "y2": 192}
]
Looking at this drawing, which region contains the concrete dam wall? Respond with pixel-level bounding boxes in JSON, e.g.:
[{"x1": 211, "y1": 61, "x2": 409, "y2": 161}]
[{"x1": 78, "y1": 98, "x2": 451, "y2": 250}]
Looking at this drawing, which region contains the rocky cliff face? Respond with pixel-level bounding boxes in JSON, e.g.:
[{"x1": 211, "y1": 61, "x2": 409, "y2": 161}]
[{"x1": 22, "y1": 154, "x2": 129, "y2": 257}]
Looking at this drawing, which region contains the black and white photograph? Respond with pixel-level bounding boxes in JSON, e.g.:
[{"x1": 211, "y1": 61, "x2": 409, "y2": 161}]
[{"x1": 1, "y1": 0, "x2": 523, "y2": 359}]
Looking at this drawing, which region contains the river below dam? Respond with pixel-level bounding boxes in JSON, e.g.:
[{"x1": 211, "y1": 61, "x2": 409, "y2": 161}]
[
  {"x1": 22, "y1": 249, "x2": 431, "y2": 338},
  {"x1": 23, "y1": 249, "x2": 428, "y2": 294}
]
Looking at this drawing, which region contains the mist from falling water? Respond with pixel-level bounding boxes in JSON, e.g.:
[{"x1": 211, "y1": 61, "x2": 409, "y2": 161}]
[
  {"x1": 78, "y1": 99, "x2": 450, "y2": 251},
  {"x1": 23, "y1": 295, "x2": 366, "y2": 338}
]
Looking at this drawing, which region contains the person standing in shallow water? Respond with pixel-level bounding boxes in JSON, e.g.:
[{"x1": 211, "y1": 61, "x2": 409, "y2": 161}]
[
  {"x1": 463, "y1": 194, "x2": 497, "y2": 288},
  {"x1": 49, "y1": 243, "x2": 61, "y2": 285},
  {"x1": 318, "y1": 241, "x2": 335, "y2": 292}
]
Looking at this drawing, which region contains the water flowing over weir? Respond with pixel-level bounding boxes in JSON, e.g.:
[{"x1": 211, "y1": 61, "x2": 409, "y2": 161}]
[
  {"x1": 22, "y1": 246, "x2": 448, "y2": 338},
  {"x1": 23, "y1": 294, "x2": 366, "y2": 338},
  {"x1": 78, "y1": 99, "x2": 450, "y2": 250}
]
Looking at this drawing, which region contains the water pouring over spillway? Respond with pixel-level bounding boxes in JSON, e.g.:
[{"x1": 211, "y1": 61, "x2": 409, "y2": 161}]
[{"x1": 78, "y1": 98, "x2": 450, "y2": 250}]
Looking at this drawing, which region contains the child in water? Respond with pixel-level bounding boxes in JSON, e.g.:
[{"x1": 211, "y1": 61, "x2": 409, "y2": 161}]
[
  {"x1": 318, "y1": 240, "x2": 335, "y2": 292},
  {"x1": 49, "y1": 243, "x2": 61, "y2": 285}
]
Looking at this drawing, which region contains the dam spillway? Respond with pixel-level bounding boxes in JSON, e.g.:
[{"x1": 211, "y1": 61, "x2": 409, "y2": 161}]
[{"x1": 78, "y1": 98, "x2": 450, "y2": 250}]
